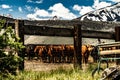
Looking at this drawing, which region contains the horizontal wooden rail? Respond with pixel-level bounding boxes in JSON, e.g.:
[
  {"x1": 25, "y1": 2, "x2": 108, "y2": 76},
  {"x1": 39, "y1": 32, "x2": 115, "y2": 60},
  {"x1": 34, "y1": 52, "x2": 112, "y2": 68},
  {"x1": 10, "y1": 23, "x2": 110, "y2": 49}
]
[
  {"x1": 100, "y1": 49, "x2": 120, "y2": 55},
  {"x1": 24, "y1": 25, "x2": 115, "y2": 39},
  {"x1": 98, "y1": 42, "x2": 120, "y2": 47}
]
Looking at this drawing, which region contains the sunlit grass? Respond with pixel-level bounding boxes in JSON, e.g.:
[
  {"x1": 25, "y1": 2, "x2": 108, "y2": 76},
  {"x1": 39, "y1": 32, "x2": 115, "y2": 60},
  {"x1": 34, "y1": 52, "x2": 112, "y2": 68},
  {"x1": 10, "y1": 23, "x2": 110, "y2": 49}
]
[{"x1": 0, "y1": 63, "x2": 108, "y2": 80}]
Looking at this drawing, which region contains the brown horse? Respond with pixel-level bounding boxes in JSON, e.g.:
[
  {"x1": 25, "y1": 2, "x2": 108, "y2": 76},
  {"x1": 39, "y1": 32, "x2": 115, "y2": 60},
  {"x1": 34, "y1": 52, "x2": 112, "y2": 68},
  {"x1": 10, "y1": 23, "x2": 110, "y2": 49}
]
[
  {"x1": 47, "y1": 45, "x2": 65, "y2": 63},
  {"x1": 64, "y1": 44, "x2": 93, "y2": 64},
  {"x1": 82, "y1": 45, "x2": 94, "y2": 64},
  {"x1": 34, "y1": 46, "x2": 47, "y2": 61}
]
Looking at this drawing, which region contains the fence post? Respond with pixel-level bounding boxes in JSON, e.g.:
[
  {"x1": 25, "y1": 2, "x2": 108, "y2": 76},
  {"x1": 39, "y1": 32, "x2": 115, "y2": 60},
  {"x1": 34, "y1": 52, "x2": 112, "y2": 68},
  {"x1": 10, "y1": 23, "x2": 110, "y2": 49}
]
[
  {"x1": 115, "y1": 26, "x2": 120, "y2": 65},
  {"x1": 15, "y1": 20, "x2": 24, "y2": 70},
  {"x1": 73, "y1": 24, "x2": 82, "y2": 69}
]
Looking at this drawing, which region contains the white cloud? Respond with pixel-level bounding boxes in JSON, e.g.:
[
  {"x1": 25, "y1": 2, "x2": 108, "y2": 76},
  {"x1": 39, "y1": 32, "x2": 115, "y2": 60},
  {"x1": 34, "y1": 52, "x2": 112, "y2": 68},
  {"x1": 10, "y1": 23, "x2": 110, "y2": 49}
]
[
  {"x1": 27, "y1": 8, "x2": 50, "y2": 20},
  {"x1": 25, "y1": 5, "x2": 32, "y2": 11},
  {"x1": 1, "y1": 4, "x2": 11, "y2": 9},
  {"x1": 27, "y1": 0, "x2": 43, "y2": 4},
  {"x1": 9, "y1": 9, "x2": 13, "y2": 12},
  {"x1": 27, "y1": 14, "x2": 38, "y2": 20},
  {"x1": 18, "y1": 7, "x2": 23, "y2": 12},
  {"x1": 35, "y1": 9, "x2": 49, "y2": 16},
  {"x1": 49, "y1": 3, "x2": 77, "y2": 19},
  {"x1": 93, "y1": 0, "x2": 112, "y2": 9},
  {"x1": 73, "y1": 5, "x2": 81, "y2": 11},
  {"x1": 27, "y1": 3, "x2": 77, "y2": 20},
  {"x1": 80, "y1": 6, "x2": 94, "y2": 15},
  {"x1": 36, "y1": 0, "x2": 43, "y2": 3}
]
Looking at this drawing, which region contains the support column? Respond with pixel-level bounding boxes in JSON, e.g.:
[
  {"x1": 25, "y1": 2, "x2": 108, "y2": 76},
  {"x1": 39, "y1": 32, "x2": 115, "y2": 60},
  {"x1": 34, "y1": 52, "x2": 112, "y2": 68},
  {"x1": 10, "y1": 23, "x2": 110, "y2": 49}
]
[
  {"x1": 15, "y1": 20, "x2": 24, "y2": 70},
  {"x1": 73, "y1": 24, "x2": 82, "y2": 69},
  {"x1": 115, "y1": 26, "x2": 120, "y2": 65}
]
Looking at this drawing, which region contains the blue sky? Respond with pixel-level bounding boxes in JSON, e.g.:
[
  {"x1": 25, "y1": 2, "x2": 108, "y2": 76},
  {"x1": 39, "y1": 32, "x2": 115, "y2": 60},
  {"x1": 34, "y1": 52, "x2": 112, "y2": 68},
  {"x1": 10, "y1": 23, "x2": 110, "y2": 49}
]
[{"x1": 0, "y1": 0, "x2": 119, "y2": 20}]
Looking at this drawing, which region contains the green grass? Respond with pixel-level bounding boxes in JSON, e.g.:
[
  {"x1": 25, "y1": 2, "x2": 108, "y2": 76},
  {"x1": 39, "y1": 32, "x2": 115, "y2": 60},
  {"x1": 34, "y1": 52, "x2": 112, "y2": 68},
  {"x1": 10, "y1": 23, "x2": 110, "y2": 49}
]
[{"x1": 0, "y1": 63, "x2": 106, "y2": 80}]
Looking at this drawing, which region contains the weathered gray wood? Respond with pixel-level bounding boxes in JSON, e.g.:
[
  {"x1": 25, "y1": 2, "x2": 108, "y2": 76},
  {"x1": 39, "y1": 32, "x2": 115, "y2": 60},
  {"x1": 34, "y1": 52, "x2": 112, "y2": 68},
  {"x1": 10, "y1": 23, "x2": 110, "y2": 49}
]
[{"x1": 15, "y1": 20, "x2": 19, "y2": 38}]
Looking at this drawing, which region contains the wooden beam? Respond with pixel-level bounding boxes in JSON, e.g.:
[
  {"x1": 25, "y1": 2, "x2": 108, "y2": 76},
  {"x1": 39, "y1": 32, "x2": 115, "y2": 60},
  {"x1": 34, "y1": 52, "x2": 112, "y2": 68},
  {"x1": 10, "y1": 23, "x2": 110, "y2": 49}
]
[
  {"x1": 100, "y1": 49, "x2": 120, "y2": 55},
  {"x1": 24, "y1": 20, "x2": 120, "y2": 28},
  {"x1": 82, "y1": 30, "x2": 114, "y2": 39},
  {"x1": 24, "y1": 25, "x2": 74, "y2": 37},
  {"x1": 24, "y1": 25, "x2": 115, "y2": 39}
]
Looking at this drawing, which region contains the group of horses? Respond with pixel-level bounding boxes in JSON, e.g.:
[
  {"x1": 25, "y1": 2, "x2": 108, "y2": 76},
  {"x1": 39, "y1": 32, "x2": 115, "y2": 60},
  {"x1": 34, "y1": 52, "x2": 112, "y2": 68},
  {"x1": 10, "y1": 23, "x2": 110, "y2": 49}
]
[{"x1": 25, "y1": 44, "x2": 95, "y2": 64}]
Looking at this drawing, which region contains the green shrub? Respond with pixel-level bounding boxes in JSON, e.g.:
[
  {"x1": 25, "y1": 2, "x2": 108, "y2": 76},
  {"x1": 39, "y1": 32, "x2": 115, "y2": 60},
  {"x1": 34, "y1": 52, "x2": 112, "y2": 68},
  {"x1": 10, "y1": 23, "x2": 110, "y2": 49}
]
[{"x1": 0, "y1": 20, "x2": 24, "y2": 77}]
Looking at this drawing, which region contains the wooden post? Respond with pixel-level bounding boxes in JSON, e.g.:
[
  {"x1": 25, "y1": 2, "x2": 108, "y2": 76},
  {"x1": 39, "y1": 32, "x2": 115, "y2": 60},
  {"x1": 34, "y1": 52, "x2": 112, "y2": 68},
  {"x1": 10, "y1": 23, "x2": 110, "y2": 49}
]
[
  {"x1": 115, "y1": 27, "x2": 120, "y2": 42},
  {"x1": 15, "y1": 20, "x2": 24, "y2": 70},
  {"x1": 15, "y1": 20, "x2": 19, "y2": 38},
  {"x1": 115, "y1": 26, "x2": 120, "y2": 65},
  {"x1": 73, "y1": 24, "x2": 82, "y2": 69}
]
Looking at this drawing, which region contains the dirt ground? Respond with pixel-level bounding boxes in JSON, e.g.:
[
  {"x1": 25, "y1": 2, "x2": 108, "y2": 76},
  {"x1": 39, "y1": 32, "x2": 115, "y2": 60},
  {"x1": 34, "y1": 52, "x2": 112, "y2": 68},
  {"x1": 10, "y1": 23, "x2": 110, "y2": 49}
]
[
  {"x1": 24, "y1": 56, "x2": 94, "y2": 71},
  {"x1": 24, "y1": 60, "x2": 74, "y2": 71}
]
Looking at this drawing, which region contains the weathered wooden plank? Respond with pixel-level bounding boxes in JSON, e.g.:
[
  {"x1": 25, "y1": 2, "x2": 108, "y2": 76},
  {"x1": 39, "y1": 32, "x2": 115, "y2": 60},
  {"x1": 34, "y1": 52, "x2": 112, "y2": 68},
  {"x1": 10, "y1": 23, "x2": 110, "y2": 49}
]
[
  {"x1": 100, "y1": 49, "x2": 120, "y2": 55},
  {"x1": 24, "y1": 20, "x2": 120, "y2": 29},
  {"x1": 24, "y1": 25, "x2": 74, "y2": 37},
  {"x1": 24, "y1": 25, "x2": 115, "y2": 39},
  {"x1": 82, "y1": 30, "x2": 115, "y2": 39}
]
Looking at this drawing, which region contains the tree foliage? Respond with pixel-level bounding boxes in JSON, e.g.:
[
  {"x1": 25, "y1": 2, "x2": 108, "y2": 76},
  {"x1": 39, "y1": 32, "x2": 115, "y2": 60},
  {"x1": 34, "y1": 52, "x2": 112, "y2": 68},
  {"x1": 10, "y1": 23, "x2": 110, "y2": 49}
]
[{"x1": 0, "y1": 20, "x2": 25, "y2": 77}]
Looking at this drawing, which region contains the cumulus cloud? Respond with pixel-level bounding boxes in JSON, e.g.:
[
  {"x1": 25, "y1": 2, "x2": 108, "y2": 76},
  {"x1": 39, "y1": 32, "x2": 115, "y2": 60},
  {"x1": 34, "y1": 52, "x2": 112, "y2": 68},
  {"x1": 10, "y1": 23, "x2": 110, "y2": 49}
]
[
  {"x1": 27, "y1": 0, "x2": 43, "y2": 4},
  {"x1": 49, "y1": 3, "x2": 77, "y2": 19},
  {"x1": 18, "y1": 7, "x2": 23, "y2": 12},
  {"x1": 27, "y1": 8, "x2": 50, "y2": 20},
  {"x1": 73, "y1": 5, "x2": 81, "y2": 11},
  {"x1": 93, "y1": 0, "x2": 112, "y2": 9},
  {"x1": 27, "y1": 3, "x2": 77, "y2": 20},
  {"x1": 1, "y1": 4, "x2": 11, "y2": 9}
]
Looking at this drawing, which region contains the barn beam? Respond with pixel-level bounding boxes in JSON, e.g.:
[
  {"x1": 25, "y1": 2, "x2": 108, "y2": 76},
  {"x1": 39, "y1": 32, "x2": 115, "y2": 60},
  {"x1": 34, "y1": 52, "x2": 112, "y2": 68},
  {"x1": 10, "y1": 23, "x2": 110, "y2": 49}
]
[
  {"x1": 82, "y1": 30, "x2": 114, "y2": 39},
  {"x1": 24, "y1": 25, "x2": 74, "y2": 37},
  {"x1": 24, "y1": 25, "x2": 115, "y2": 39}
]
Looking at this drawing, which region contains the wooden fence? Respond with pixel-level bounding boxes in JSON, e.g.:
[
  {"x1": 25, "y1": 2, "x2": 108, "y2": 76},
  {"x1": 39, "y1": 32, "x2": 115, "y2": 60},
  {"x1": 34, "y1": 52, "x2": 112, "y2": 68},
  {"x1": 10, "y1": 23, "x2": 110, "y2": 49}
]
[{"x1": 1, "y1": 17, "x2": 120, "y2": 69}]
